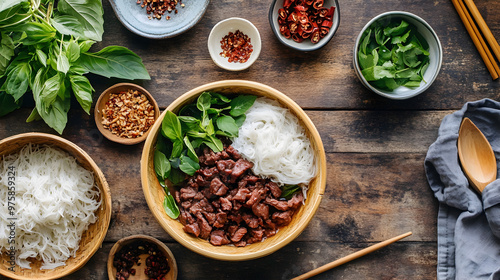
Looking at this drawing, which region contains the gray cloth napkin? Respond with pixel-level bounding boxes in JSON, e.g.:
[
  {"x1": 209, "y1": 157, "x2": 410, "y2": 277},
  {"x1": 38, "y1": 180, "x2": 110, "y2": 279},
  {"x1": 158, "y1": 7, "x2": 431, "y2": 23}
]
[{"x1": 425, "y1": 98, "x2": 500, "y2": 280}]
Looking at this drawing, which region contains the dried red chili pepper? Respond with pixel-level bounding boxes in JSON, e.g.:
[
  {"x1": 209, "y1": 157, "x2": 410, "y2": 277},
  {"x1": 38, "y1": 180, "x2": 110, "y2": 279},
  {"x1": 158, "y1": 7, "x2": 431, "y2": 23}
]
[
  {"x1": 219, "y1": 30, "x2": 253, "y2": 63},
  {"x1": 276, "y1": 0, "x2": 335, "y2": 44},
  {"x1": 136, "y1": 0, "x2": 185, "y2": 20}
]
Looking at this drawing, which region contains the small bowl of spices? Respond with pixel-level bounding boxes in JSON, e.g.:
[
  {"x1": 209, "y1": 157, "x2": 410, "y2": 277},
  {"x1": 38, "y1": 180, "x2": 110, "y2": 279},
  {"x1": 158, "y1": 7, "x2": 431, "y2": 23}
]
[
  {"x1": 95, "y1": 83, "x2": 160, "y2": 145},
  {"x1": 208, "y1": 17, "x2": 261, "y2": 71},
  {"x1": 107, "y1": 235, "x2": 177, "y2": 280}
]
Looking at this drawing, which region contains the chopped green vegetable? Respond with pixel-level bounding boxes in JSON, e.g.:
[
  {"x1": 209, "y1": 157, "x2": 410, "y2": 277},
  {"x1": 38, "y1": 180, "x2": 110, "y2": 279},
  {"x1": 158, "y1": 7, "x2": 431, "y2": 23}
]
[
  {"x1": 0, "y1": 0, "x2": 150, "y2": 133},
  {"x1": 357, "y1": 19, "x2": 430, "y2": 92}
]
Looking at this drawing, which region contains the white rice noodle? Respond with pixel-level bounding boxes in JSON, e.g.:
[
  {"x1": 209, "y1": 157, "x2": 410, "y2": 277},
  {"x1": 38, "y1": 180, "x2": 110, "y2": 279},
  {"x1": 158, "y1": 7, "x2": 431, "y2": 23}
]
[
  {"x1": 0, "y1": 144, "x2": 101, "y2": 269},
  {"x1": 231, "y1": 97, "x2": 316, "y2": 186}
]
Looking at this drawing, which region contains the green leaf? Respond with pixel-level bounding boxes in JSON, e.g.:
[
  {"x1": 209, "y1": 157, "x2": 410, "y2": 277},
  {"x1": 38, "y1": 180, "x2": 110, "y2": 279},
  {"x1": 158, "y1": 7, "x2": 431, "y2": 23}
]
[
  {"x1": 57, "y1": 0, "x2": 104, "y2": 41},
  {"x1": 66, "y1": 41, "x2": 80, "y2": 62},
  {"x1": 208, "y1": 135, "x2": 223, "y2": 152},
  {"x1": 3, "y1": 62, "x2": 30, "y2": 101},
  {"x1": 51, "y1": 15, "x2": 85, "y2": 38},
  {"x1": 196, "y1": 92, "x2": 212, "y2": 112},
  {"x1": 78, "y1": 46, "x2": 150, "y2": 80},
  {"x1": 361, "y1": 66, "x2": 395, "y2": 81},
  {"x1": 0, "y1": 91, "x2": 20, "y2": 117},
  {"x1": 168, "y1": 168, "x2": 185, "y2": 185},
  {"x1": 40, "y1": 72, "x2": 64, "y2": 108},
  {"x1": 234, "y1": 114, "x2": 246, "y2": 127},
  {"x1": 359, "y1": 29, "x2": 371, "y2": 55},
  {"x1": 216, "y1": 115, "x2": 239, "y2": 136},
  {"x1": 0, "y1": 4, "x2": 30, "y2": 30},
  {"x1": 183, "y1": 136, "x2": 198, "y2": 163},
  {"x1": 163, "y1": 194, "x2": 180, "y2": 219},
  {"x1": 56, "y1": 52, "x2": 70, "y2": 74},
  {"x1": 0, "y1": 0, "x2": 27, "y2": 13},
  {"x1": 391, "y1": 29, "x2": 411, "y2": 44},
  {"x1": 211, "y1": 92, "x2": 231, "y2": 104},
  {"x1": 154, "y1": 150, "x2": 171, "y2": 180},
  {"x1": 79, "y1": 40, "x2": 95, "y2": 53},
  {"x1": 229, "y1": 95, "x2": 257, "y2": 117},
  {"x1": 26, "y1": 107, "x2": 41, "y2": 122},
  {"x1": 0, "y1": 32, "x2": 15, "y2": 77},
  {"x1": 69, "y1": 74, "x2": 93, "y2": 114},
  {"x1": 35, "y1": 49, "x2": 47, "y2": 67},
  {"x1": 171, "y1": 139, "x2": 184, "y2": 159},
  {"x1": 6, "y1": 22, "x2": 56, "y2": 45},
  {"x1": 179, "y1": 155, "x2": 200, "y2": 176},
  {"x1": 384, "y1": 20, "x2": 409, "y2": 36},
  {"x1": 162, "y1": 110, "x2": 183, "y2": 140},
  {"x1": 281, "y1": 185, "x2": 301, "y2": 200}
]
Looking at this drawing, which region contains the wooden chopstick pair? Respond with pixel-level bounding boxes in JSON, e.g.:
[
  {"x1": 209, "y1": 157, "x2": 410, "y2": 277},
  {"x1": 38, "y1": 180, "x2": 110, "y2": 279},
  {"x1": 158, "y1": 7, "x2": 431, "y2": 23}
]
[{"x1": 451, "y1": 0, "x2": 500, "y2": 80}]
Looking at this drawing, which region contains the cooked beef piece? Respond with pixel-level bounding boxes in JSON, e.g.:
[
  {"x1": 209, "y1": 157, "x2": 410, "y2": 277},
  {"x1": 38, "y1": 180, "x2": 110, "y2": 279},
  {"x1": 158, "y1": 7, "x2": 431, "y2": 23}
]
[
  {"x1": 219, "y1": 197, "x2": 232, "y2": 211},
  {"x1": 210, "y1": 230, "x2": 230, "y2": 246},
  {"x1": 210, "y1": 177, "x2": 229, "y2": 196},
  {"x1": 175, "y1": 145, "x2": 305, "y2": 247},
  {"x1": 264, "y1": 197, "x2": 290, "y2": 211},
  {"x1": 272, "y1": 210, "x2": 293, "y2": 226},
  {"x1": 183, "y1": 223, "x2": 200, "y2": 237},
  {"x1": 267, "y1": 181, "x2": 282, "y2": 198},
  {"x1": 231, "y1": 159, "x2": 253, "y2": 181},
  {"x1": 252, "y1": 203, "x2": 269, "y2": 220}
]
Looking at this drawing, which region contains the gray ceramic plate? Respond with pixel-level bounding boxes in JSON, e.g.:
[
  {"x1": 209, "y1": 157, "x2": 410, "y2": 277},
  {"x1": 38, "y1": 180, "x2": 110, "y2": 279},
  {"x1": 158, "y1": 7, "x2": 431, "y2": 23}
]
[{"x1": 108, "y1": 0, "x2": 210, "y2": 39}]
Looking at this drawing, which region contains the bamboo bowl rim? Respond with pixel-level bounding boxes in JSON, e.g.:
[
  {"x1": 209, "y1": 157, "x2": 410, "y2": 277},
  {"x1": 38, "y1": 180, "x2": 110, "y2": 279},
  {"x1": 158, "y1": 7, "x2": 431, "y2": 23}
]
[
  {"x1": 141, "y1": 80, "x2": 327, "y2": 261},
  {"x1": 0, "y1": 133, "x2": 112, "y2": 280}
]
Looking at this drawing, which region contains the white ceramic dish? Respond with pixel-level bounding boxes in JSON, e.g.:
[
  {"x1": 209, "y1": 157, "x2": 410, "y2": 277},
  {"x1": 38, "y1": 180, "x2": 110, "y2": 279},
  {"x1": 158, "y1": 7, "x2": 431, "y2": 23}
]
[
  {"x1": 353, "y1": 11, "x2": 443, "y2": 100},
  {"x1": 108, "y1": 0, "x2": 210, "y2": 39},
  {"x1": 207, "y1": 18, "x2": 261, "y2": 71}
]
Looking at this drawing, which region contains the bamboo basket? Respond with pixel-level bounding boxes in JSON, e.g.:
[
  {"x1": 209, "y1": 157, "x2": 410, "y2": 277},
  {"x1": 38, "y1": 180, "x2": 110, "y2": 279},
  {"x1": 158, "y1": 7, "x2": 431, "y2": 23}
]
[
  {"x1": 0, "y1": 133, "x2": 112, "y2": 280},
  {"x1": 141, "y1": 80, "x2": 327, "y2": 261}
]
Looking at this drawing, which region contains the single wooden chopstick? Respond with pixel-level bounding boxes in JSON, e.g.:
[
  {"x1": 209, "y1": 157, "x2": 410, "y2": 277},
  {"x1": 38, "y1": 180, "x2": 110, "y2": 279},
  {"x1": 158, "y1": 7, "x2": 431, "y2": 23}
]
[
  {"x1": 463, "y1": 0, "x2": 500, "y2": 62},
  {"x1": 457, "y1": 0, "x2": 500, "y2": 79},
  {"x1": 290, "y1": 232, "x2": 413, "y2": 280},
  {"x1": 451, "y1": 0, "x2": 499, "y2": 80}
]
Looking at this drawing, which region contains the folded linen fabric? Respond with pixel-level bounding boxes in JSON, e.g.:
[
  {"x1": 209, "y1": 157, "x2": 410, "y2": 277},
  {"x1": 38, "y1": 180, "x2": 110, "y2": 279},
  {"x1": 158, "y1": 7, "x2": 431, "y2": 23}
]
[{"x1": 425, "y1": 98, "x2": 500, "y2": 280}]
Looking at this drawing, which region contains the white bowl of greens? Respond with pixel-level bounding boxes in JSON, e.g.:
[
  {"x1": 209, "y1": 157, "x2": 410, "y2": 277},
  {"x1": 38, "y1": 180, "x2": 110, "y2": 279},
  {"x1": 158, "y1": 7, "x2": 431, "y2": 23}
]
[{"x1": 353, "y1": 11, "x2": 442, "y2": 100}]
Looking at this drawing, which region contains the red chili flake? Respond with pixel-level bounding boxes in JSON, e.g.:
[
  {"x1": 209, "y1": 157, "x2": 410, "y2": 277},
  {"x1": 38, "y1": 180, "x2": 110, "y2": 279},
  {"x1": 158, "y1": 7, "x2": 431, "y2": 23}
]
[
  {"x1": 219, "y1": 30, "x2": 254, "y2": 63},
  {"x1": 277, "y1": 0, "x2": 335, "y2": 44},
  {"x1": 136, "y1": 0, "x2": 185, "y2": 20}
]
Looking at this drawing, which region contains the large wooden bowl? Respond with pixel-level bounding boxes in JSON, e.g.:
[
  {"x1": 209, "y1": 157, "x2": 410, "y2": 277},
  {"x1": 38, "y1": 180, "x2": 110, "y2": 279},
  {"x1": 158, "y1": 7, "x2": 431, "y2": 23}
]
[
  {"x1": 141, "y1": 80, "x2": 326, "y2": 261},
  {"x1": 0, "y1": 133, "x2": 112, "y2": 279}
]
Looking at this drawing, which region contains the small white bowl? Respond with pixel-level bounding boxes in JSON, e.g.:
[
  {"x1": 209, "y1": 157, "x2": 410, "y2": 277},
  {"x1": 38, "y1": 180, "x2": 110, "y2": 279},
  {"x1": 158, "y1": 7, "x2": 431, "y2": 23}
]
[
  {"x1": 353, "y1": 11, "x2": 443, "y2": 100},
  {"x1": 208, "y1": 17, "x2": 261, "y2": 71}
]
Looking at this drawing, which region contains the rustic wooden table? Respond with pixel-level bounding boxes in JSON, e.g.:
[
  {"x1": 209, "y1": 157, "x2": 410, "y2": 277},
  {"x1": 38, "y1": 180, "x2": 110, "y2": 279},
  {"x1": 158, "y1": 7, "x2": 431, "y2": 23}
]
[{"x1": 1, "y1": 0, "x2": 500, "y2": 279}]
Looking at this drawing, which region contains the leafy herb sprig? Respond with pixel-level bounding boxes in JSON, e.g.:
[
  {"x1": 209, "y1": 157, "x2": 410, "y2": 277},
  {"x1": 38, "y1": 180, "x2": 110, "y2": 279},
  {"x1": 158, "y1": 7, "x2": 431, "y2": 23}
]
[
  {"x1": 154, "y1": 92, "x2": 257, "y2": 218},
  {"x1": 0, "y1": 0, "x2": 150, "y2": 133},
  {"x1": 358, "y1": 19, "x2": 430, "y2": 91}
]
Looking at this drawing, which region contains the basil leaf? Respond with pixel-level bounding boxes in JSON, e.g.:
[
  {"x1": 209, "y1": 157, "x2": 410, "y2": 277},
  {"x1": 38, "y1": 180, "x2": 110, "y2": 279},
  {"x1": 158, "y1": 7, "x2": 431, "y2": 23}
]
[
  {"x1": 69, "y1": 74, "x2": 93, "y2": 114},
  {"x1": 56, "y1": 52, "x2": 70, "y2": 74},
  {"x1": 361, "y1": 66, "x2": 395, "y2": 81},
  {"x1": 6, "y1": 22, "x2": 56, "y2": 45},
  {"x1": 163, "y1": 194, "x2": 180, "y2": 219},
  {"x1": 168, "y1": 168, "x2": 185, "y2": 185},
  {"x1": 0, "y1": 0, "x2": 27, "y2": 13},
  {"x1": 281, "y1": 185, "x2": 301, "y2": 200},
  {"x1": 3, "y1": 62, "x2": 30, "y2": 101},
  {"x1": 197, "y1": 92, "x2": 212, "y2": 112},
  {"x1": 0, "y1": 91, "x2": 20, "y2": 117},
  {"x1": 171, "y1": 139, "x2": 184, "y2": 159},
  {"x1": 0, "y1": 4, "x2": 30, "y2": 30},
  {"x1": 66, "y1": 41, "x2": 81, "y2": 63},
  {"x1": 234, "y1": 114, "x2": 246, "y2": 127},
  {"x1": 40, "y1": 72, "x2": 64, "y2": 107},
  {"x1": 35, "y1": 49, "x2": 47, "y2": 67},
  {"x1": 184, "y1": 136, "x2": 198, "y2": 163},
  {"x1": 229, "y1": 95, "x2": 257, "y2": 117},
  {"x1": 359, "y1": 29, "x2": 371, "y2": 55},
  {"x1": 384, "y1": 20, "x2": 409, "y2": 36},
  {"x1": 211, "y1": 92, "x2": 230, "y2": 104},
  {"x1": 57, "y1": 0, "x2": 104, "y2": 41},
  {"x1": 51, "y1": 15, "x2": 85, "y2": 38},
  {"x1": 26, "y1": 107, "x2": 41, "y2": 122},
  {"x1": 0, "y1": 32, "x2": 15, "y2": 77},
  {"x1": 78, "y1": 46, "x2": 150, "y2": 80},
  {"x1": 216, "y1": 115, "x2": 239, "y2": 136},
  {"x1": 79, "y1": 40, "x2": 95, "y2": 53},
  {"x1": 208, "y1": 135, "x2": 223, "y2": 152},
  {"x1": 154, "y1": 150, "x2": 171, "y2": 180},
  {"x1": 156, "y1": 134, "x2": 172, "y2": 157},
  {"x1": 179, "y1": 155, "x2": 200, "y2": 176},
  {"x1": 162, "y1": 110, "x2": 183, "y2": 140}
]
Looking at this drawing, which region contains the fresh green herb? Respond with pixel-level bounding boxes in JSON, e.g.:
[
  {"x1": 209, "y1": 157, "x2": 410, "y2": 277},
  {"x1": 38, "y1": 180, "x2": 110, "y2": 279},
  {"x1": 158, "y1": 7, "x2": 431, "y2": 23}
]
[
  {"x1": 0, "y1": 0, "x2": 150, "y2": 133},
  {"x1": 281, "y1": 184, "x2": 302, "y2": 200},
  {"x1": 357, "y1": 19, "x2": 430, "y2": 91},
  {"x1": 163, "y1": 192, "x2": 180, "y2": 219},
  {"x1": 154, "y1": 91, "x2": 256, "y2": 186}
]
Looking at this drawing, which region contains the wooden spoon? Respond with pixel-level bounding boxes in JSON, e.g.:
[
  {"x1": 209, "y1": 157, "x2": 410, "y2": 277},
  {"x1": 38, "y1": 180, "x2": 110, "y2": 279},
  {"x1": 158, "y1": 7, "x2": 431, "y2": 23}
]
[{"x1": 457, "y1": 117, "x2": 497, "y2": 193}]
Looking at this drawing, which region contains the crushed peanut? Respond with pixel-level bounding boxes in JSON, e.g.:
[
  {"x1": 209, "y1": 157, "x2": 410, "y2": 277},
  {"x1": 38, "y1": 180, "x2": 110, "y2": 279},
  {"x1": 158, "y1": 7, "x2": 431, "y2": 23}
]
[{"x1": 101, "y1": 89, "x2": 156, "y2": 139}]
